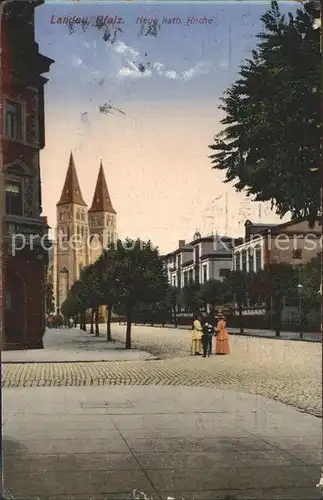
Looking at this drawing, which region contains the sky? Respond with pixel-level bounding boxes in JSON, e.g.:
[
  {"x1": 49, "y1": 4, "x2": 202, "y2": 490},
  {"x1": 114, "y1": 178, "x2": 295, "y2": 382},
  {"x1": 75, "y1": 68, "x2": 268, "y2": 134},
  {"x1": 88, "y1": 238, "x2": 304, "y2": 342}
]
[{"x1": 37, "y1": 1, "x2": 298, "y2": 253}]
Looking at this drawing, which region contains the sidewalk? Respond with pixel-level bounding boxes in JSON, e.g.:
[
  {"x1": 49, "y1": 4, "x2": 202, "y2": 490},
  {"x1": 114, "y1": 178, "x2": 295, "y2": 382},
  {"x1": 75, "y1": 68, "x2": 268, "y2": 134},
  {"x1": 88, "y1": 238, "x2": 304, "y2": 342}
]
[
  {"x1": 131, "y1": 323, "x2": 321, "y2": 342},
  {"x1": 2, "y1": 327, "x2": 157, "y2": 363},
  {"x1": 3, "y1": 385, "x2": 321, "y2": 499}
]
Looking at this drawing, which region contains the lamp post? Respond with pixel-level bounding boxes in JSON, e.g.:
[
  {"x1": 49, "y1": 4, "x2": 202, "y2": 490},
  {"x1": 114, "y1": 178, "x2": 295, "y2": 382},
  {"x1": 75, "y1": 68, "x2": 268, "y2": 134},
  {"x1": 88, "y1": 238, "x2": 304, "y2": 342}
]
[{"x1": 297, "y1": 284, "x2": 304, "y2": 339}]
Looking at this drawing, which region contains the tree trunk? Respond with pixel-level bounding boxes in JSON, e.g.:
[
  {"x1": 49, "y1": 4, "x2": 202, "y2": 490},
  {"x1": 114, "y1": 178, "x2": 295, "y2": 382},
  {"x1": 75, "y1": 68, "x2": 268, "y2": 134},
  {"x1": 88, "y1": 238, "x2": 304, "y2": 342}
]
[
  {"x1": 80, "y1": 311, "x2": 85, "y2": 331},
  {"x1": 125, "y1": 308, "x2": 133, "y2": 349},
  {"x1": 95, "y1": 308, "x2": 100, "y2": 336},
  {"x1": 90, "y1": 309, "x2": 94, "y2": 334},
  {"x1": 238, "y1": 305, "x2": 244, "y2": 334},
  {"x1": 173, "y1": 305, "x2": 178, "y2": 328},
  {"x1": 107, "y1": 305, "x2": 113, "y2": 341},
  {"x1": 274, "y1": 297, "x2": 281, "y2": 337}
]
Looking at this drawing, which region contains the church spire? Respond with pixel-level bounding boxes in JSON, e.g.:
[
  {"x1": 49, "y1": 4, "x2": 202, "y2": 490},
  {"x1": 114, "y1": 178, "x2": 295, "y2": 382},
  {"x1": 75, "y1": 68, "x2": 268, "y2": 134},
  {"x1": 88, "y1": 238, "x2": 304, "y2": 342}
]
[
  {"x1": 88, "y1": 160, "x2": 116, "y2": 214},
  {"x1": 57, "y1": 152, "x2": 87, "y2": 207}
]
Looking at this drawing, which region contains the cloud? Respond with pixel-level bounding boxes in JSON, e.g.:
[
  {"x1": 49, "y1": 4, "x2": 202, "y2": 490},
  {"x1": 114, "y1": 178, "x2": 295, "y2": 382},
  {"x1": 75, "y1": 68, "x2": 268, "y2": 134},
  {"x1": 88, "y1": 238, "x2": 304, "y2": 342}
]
[
  {"x1": 113, "y1": 40, "x2": 140, "y2": 60},
  {"x1": 77, "y1": 38, "x2": 211, "y2": 83},
  {"x1": 115, "y1": 41, "x2": 211, "y2": 82},
  {"x1": 72, "y1": 56, "x2": 84, "y2": 67},
  {"x1": 118, "y1": 65, "x2": 152, "y2": 78}
]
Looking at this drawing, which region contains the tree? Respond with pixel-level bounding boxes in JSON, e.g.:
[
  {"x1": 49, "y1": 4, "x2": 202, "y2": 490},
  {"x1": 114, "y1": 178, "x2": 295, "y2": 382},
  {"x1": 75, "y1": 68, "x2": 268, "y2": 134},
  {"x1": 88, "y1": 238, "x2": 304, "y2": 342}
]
[
  {"x1": 200, "y1": 279, "x2": 225, "y2": 313},
  {"x1": 45, "y1": 282, "x2": 55, "y2": 316},
  {"x1": 179, "y1": 283, "x2": 203, "y2": 314},
  {"x1": 224, "y1": 271, "x2": 249, "y2": 333},
  {"x1": 80, "y1": 265, "x2": 104, "y2": 336},
  {"x1": 298, "y1": 254, "x2": 321, "y2": 320},
  {"x1": 61, "y1": 280, "x2": 88, "y2": 329},
  {"x1": 96, "y1": 248, "x2": 119, "y2": 341},
  {"x1": 113, "y1": 238, "x2": 168, "y2": 349},
  {"x1": 209, "y1": 0, "x2": 320, "y2": 223},
  {"x1": 164, "y1": 286, "x2": 180, "y2": 327},
  {"x1": 251, "y1": 263, "x2": 296, "y2": 335}
]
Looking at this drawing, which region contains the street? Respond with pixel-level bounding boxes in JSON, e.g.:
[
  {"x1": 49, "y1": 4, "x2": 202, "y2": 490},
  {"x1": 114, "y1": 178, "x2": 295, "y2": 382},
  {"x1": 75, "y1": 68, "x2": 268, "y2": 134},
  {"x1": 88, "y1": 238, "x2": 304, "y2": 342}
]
[{"x1": 2, "y1": 324, "x2": 322, "y2": 417}]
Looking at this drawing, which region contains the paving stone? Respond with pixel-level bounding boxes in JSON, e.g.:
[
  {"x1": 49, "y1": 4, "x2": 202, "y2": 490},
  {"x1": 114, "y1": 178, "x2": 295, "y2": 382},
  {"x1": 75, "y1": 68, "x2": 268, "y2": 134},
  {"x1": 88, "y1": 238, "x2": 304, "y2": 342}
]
[
  {"x1": 3, "y1": 325, "x2": 321, "y2": 417},
  {"x1": 3, "y1": 436, "x2": 129, "y2": 454},
  {"x1": 158, "y1": 488, "x2": 321, "y2": 499},
  {"x1": 146, "y1": 465, "x2": 319, "y2": 491},
  {"x1": 133, "y1": 449, "x2": 304, "y2": 469},
  {"x1": 4, "y1": 470, "x2": 156, "y2": 496},
  {"x1": 4, "y1": 452, "x2": 140, "y2": 472}
]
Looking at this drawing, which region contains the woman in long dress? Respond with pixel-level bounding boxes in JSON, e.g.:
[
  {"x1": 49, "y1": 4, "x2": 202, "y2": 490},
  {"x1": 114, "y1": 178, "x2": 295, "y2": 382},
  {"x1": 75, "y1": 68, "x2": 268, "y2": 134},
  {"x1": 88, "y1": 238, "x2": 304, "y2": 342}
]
[
  {"x1": 215, "y1": 315, "x2": 230, "y2": 355},
  {"x1": 191, "y1": 314, "x2": 203, "y2": 355}
]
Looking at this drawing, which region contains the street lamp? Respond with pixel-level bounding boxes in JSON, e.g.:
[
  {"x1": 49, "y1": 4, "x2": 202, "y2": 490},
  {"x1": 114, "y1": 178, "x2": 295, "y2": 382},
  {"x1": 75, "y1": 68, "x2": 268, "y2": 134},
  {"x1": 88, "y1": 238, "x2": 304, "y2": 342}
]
[{"x1": 297, "y1": 284, "x2": 304, "y2": 339}]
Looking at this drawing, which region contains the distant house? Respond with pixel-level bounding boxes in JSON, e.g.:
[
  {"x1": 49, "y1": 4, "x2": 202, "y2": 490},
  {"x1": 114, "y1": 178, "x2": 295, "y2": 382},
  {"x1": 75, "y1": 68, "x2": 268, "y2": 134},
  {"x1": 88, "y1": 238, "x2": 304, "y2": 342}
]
[
  {"x1": 162, "y1": 232, "x2": 239, "y2": 288},
  {"x1": 233, "y1": 219, "x2": 321, "y2": 272}
]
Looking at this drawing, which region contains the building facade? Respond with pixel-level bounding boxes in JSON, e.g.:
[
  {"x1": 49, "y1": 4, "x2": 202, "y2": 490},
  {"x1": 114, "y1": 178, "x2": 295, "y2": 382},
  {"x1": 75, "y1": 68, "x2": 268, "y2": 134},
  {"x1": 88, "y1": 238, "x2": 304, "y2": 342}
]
[
  {"x1": 233, "y1": 219, "x2": 321, "y2": 272},
  {"x1": 49, "y1": 153, "x2": 117, "y2": 313},
  {"x1": 1, "y1": 0, "x2": 54, "y2": 349},
  {"x1": 163, "y1": 233, "x2": 237, "y2": 288}
]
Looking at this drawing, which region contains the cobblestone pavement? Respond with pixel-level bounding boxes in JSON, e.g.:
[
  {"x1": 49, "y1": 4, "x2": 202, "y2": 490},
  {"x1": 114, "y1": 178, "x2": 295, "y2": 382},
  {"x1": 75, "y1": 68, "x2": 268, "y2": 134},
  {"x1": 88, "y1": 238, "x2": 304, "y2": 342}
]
[{"x1": 3, "y1": 325, "x2": 322, "y2": 418}]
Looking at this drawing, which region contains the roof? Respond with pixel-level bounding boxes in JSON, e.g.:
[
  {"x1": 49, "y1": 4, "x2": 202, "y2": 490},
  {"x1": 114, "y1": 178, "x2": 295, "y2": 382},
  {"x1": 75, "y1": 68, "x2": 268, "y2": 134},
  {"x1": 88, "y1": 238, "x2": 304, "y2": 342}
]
[
  {"x1": 88, "y1": 161, "x2": 116, "y2": 214},
  {"x1": 57, "y1": 152, "x2": 87, "y2": 207}
]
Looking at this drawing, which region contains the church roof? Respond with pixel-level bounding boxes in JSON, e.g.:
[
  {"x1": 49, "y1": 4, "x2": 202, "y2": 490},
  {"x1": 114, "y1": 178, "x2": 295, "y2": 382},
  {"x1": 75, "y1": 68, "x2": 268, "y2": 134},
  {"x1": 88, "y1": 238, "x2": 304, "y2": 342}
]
[
  {"x1": 57, "y1": 152, "x2": 87, "y2": 207},
  {"x1": 88, "y1": 161, "x2": 116, "y2": 214}
]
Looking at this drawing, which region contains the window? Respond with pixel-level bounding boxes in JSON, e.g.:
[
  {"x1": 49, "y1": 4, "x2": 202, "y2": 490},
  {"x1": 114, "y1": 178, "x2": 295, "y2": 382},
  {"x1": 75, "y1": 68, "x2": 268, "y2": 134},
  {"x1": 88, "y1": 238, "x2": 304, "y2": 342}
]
[
  {"x1": 241, "y1": 250, "x2": 247, "y2": 271},
  {"x1": 235, "y1": 253, "x2": 240, "y2": 271},
  {"x1": 195, "y1": 246, "x2": 200, "y2": 263},
  {"x1": 177, "y1": 254, "x2": 181, "y2": 268},
  {"x1": 203, "y1": 264, "x2": 208, "y2": 283},
  {"x1": 255, "y1": 247, "x2": 262, "y2": 272},
  {"x1": 293, "y1": 249, "x2": 302, "y2": 260},
  {"x1": 189, "y1": 269, "x2": 193, "y2": 283},
  {"x1": 5, "y1": 100, "x2": 23, "y2": 140},
  {"x1": 5, "y1": 181, "x2": 22, "y2": 215},
  {"x1": 60, "y1": 213, "x2": 64, "y2": 221},
  {"x1": 172, "y1": 276, "x2": 176, "y2": 287},
  {"x1": 31, "y1": 94, "x2": 39, "y2": 143},
  {"x1": 219, "y1": 268, "x2": 229, "y2": 278},
  {"x1": 248, "y1": 249, "x2": 254, "y2": 272},
  {"x1": 184, "y1": 271, "x2": 188, "y2": 286}
]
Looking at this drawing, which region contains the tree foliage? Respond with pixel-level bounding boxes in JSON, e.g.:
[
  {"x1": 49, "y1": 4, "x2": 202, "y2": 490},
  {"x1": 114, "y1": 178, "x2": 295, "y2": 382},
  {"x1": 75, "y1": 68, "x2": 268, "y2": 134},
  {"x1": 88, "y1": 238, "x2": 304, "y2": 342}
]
[
  {"x1": 60, "y1": 238, "x2": 168, "y2": 348},
  {"x1": 45, "y1": 282, "x2": 55, "y2": 316},
  {"x1": 209, "y1": 0, "x2": 321, "y2": 222}
]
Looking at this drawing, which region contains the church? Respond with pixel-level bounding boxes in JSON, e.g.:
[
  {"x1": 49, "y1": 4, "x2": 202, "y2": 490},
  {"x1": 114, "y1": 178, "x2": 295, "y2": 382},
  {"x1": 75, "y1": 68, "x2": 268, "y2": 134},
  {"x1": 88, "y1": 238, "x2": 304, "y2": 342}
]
[{"x1": 48, "y1": 152, "x2": 117, "y2": 315}]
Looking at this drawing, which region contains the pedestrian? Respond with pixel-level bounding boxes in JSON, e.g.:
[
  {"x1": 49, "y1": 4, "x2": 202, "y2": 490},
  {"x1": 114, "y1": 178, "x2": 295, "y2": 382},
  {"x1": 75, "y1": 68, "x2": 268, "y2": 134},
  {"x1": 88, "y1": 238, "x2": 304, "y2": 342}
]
[
  {"x1": 215, "y1": 314, "x2": 230, "y2": 355},
  {"x1": 191, "y1": 314, "x2": 203, "y2": 355},
  {"x1": 202, "y1": 315, "x2": 215, "y2": 357}
]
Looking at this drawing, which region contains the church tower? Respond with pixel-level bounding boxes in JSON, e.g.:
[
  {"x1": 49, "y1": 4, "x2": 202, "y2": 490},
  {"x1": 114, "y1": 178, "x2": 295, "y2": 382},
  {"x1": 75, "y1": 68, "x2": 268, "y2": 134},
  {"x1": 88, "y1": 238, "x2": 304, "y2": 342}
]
[
  {"x1": 55, "y1": 152, "x2": 89, "y2": 311},
  {"x1": 88, "y1": 161, "x2": 117, "y2": 261}
]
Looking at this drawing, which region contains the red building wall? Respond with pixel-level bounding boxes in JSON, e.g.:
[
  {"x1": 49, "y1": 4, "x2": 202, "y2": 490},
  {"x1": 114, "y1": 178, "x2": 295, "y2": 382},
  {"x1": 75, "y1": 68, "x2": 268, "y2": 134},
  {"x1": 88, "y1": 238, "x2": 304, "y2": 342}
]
[{"x1": 1, "y1": 0, "x2": 53, "y2": 350}]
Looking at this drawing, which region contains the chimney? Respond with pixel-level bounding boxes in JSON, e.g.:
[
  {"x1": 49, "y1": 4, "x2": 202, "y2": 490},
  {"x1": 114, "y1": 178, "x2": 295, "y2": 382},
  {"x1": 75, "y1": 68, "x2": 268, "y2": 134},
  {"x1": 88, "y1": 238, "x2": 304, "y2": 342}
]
[{"x1": 178, "y1": 240, "x2": 185, "y2": 248}]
